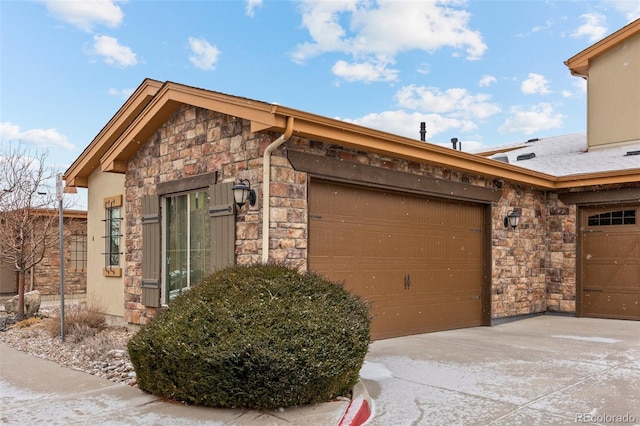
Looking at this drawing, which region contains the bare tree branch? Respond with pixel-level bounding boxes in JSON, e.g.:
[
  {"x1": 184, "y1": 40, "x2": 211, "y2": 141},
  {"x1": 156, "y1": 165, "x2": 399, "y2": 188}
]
[{"x1": 1, "y1": 143, "x2": 60, "y2": 318}]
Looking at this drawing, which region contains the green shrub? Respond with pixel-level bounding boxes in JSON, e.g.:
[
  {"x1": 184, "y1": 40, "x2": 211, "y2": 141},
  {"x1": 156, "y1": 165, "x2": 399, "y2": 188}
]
[{"x1": 127, "y1": 264, "x2": 371, "y2": 409}]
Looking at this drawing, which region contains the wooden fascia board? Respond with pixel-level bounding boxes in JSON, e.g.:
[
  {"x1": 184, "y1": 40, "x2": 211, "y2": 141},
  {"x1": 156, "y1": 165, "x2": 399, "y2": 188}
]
[
  {"x1": 30, "y1": 208, "x2": 87, "y2": 219},
  {"x1": 281, "y1": 115, "x2": 557, "y2": 189},
  {"x1": 565, "y1": 18, "x2": 640, "y2": 76},
  {"x1": 553, "y1": 168, "x2": 640, "y2": 189},
  {"x1": 474, "y1": 146, "x2": 526, "y2": 157},
  {"x1": 63, "y1": 79, "x2": 163, "y2": 187},
  {"x1": 101, "y1": 83, "x2": 279, "y2": 172}
]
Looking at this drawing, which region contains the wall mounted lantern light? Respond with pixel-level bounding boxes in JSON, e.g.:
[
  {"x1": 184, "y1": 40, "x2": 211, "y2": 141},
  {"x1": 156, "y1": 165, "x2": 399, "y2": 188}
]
[
  {"x1": 232, "y1": 179, "x2": 256, "y2": 208},
  {"x1": 504, "y1": 209, "x2": 521, "y2": 229}
]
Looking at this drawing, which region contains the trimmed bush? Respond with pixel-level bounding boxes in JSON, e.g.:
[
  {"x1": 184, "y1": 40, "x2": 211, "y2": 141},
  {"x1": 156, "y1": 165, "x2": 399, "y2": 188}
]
[{"x1": 128, "y1": 264, "x2": 371, "y2": 409}]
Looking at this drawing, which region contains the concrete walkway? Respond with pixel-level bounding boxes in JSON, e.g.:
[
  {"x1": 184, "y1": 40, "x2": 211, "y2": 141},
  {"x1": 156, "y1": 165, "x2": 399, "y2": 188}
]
[
  {"x1": 1, "y1": 315, "x2": 638, "y2": 425},
  {"x1": 0, "y1": 344, "x2": 350, "y2": 425},
  {"x1": 361, "y1": 315, "x2": 640, "y2": 425}
]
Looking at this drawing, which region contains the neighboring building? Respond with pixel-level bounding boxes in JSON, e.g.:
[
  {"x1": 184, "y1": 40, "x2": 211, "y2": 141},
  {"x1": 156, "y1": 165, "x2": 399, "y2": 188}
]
[
  {"x1": 64, "y1": 20, "x2": 639, "y2": 338},
  {"x1": 0, "y1": 209, "x2": 87, "y2": 299}
]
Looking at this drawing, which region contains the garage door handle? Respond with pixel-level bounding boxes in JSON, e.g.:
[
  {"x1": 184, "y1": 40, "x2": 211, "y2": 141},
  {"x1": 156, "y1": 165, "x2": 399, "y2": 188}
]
[{"x1": 404, "y1": 274, "x2": 411, "y2": 290}]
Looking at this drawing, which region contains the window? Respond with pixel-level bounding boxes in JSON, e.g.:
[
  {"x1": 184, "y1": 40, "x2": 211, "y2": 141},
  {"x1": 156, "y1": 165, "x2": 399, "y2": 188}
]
[
  {"x1": 164, "y1": 190, "x2": 211, "y2": 303},
  {"x1": 587, "y1": 209, "x2": 636, "y2": 226},
  {"x1": 69, "y1": 233, "x2": 87, "y2": 271},
  {"x1": 103, "y1": 195, "x2": 123, "y2": 276}
]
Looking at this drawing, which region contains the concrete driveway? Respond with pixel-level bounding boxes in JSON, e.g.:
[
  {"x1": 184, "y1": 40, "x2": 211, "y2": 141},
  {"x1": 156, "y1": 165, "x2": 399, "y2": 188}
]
[{"x1": 360, "y1": 315, "x2": 640, "y2": 425}]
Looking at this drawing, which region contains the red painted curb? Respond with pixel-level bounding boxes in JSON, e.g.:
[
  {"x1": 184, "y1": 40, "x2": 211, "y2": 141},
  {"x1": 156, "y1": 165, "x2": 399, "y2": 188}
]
[{"x1": 338, "y1": 397, "x2": 371, "y2": 426}]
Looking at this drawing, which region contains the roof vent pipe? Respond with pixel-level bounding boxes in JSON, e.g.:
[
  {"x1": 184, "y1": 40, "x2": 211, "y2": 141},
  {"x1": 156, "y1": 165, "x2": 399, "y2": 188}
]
[
  {"x1": 451, "y1": 137, "x2": 458, "y2": 150},
  {"x1": 419, "y1": 122, "x2": 426, "y2": 142}
]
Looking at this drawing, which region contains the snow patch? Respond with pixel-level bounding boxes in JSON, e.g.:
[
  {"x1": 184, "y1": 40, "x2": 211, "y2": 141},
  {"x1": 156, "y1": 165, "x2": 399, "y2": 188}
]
[
  {"x1": 552, "y1": 335, "x2": 620, "y2": 344},
  {"x1": 359, "y1": 361, "x2": 393, "y2": 381}
]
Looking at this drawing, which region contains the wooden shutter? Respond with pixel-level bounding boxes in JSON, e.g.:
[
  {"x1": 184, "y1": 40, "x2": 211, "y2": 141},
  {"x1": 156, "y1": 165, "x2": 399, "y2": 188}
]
[
  {"x1": 209, "y1": 182, "x2": 235, "y2": 271},
  {"x1": 141, "y1": 195, "x2": 161, "y2": 307}
]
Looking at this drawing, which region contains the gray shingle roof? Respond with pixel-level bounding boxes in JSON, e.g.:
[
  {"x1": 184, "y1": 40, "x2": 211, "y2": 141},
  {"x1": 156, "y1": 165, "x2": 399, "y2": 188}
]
[{"x1": 477, "y1": 133, "x2": 640, "y2": 177}]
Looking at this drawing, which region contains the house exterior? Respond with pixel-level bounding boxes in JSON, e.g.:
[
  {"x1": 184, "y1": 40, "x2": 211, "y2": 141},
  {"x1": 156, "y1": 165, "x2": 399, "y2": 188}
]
[
  {"x1": 0, "y1": 209, "x2": 87, "y2": 298},
  {"x1": 64, "y1": 20, "x2": 639, "y2": 338}
]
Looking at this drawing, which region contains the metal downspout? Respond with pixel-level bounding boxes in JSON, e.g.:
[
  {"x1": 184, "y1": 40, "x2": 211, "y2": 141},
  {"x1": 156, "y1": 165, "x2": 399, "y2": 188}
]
[{"x1": 262, "y1": 116, "x2": 294, "y2": 263}]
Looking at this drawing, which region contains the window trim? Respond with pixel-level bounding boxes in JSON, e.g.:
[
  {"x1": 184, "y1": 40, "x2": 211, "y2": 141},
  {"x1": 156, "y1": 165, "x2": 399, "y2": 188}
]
[
  {"x1": 69, "y1": 232, "x2": 87, "y2": 272},
  {"x1": 103, "y1": 195, "x2": 123, "y2": 277},
  {"x1": 161, "y1": 188, "x2": 212, "y2": 305},
  {"x1": 586, "y1": 209, "x2": 636, "y2": 227}
]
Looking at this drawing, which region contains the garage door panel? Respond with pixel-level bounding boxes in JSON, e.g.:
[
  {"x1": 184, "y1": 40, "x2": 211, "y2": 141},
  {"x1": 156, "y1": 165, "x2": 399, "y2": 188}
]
[
  {"x1": 585, "y1": 263, "x2": 640, "y2": 289},
  {"x1": 583, "y1": 293, "x2": 640, "y2": 319},
  {"x1": 580, "y1": 205, "x2": 639, "y2": 320},
  {"x1": 309, "y1": 180, "x2": 485, "y2": 339}
]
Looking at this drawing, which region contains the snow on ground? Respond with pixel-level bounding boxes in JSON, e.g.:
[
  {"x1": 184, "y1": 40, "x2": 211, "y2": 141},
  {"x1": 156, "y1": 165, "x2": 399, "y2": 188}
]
[
  {"x1": 0, "y1": 379, "x2": 222, "y2": 426},
  {"x1": 552, "y1": 335, "x2": 621, "y2": 344}
]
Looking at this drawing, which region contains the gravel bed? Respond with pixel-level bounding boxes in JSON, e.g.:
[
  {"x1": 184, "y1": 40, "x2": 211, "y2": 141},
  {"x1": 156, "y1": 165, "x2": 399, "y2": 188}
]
[{"x1": 0, "y1": 306, "x2": 138, "y2": 387}]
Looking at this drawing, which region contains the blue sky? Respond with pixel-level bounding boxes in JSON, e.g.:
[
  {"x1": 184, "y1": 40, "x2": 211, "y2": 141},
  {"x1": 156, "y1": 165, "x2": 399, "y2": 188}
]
[{"x1": 2, "y1": 0, "x2": 639, "y2": 208}]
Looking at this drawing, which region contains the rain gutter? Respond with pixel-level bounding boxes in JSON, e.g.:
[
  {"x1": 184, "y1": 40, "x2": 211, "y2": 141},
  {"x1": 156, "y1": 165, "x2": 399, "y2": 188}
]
[{"x1": 262, "y1": 116, "x2": 294, "y2": 263}]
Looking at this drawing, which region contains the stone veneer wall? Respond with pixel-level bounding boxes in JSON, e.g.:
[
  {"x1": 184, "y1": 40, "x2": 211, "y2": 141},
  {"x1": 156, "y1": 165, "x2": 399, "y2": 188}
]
[
  {"x1": 490, "y1": 182, "x2": 548, "y2": 318},
  {"x1": 123, "y1": 105, "x2": 302, "y2": 324},
  {"x1": 31, "y1": 217, "x2": 87, "y2": 297},
  {"x1": 121, "y1": 104, "x2": 579, "y2": 324},
  {"x1": 544, "y1": 193, "x2": 577, "y2": 313}
]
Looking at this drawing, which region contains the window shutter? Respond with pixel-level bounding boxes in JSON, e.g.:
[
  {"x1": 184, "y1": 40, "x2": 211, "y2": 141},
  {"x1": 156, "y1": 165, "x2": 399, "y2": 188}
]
[
  {"x1": 141, "y1": 195, "x2": 161, "y2": 307},
  {"x1": 209, "y1": 182, "x2": 235, "y2": 271}
]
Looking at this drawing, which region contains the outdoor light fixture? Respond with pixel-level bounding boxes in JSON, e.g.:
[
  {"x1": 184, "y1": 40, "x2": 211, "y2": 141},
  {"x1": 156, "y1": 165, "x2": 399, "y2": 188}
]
[
  {"x1": 504, "y1": 209, "x2": 521, "y2": 229},
  {"x1": 232, "y1": 179, "x2": 256, "y2": 208}
]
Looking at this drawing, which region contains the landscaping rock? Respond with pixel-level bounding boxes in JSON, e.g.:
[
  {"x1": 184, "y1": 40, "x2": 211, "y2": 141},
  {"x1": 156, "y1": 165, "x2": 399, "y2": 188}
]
[{"x1": 4, "y1": 290, "x2": 42, "y2": 317}]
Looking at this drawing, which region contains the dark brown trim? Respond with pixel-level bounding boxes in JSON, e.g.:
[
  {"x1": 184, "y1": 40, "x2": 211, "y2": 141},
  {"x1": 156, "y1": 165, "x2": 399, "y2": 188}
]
[
  {"x1": 559, "y1": 187, "x2": 640, "y2": 205},
  {"x1": 576, "y1": 206, "x2": 584, "y2": 318},
  {"x1": 482, "y1": 204, "x2": 493, "y2": 326},
  {"x1": 157, "y1": 171, "x2": 219, "y2": 196},
  {"x1": 288, "y1": 151, "x2": 502, "y2": 204}
]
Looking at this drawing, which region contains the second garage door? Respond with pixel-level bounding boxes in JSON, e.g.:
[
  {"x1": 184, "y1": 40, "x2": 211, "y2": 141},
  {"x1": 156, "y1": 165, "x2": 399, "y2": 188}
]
[
  {"x1": 580, "y1": 204, "x2": 640, "y2": 320},
  {"x1": 308, "y1": 180, "x2": 486, "y2": 340}
]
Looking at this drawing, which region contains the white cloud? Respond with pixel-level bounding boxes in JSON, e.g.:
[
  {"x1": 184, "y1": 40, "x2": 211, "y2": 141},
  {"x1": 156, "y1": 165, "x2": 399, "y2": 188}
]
[
  {"x1": 0, "y1": 122, "x2": 75, "y2": 151},
  {"x1": 340, "y1": 110, "x2": 477, "y2": 140},
  {"x1": 292, "y1": 0, "x2": 487, "y2": 82},
  {"x1": 44, "y1": 0, "x2": 124, "y2": 32},
  {"x1": 332, "y1": 59, "x2": 398, "y2": 82},
  {"x1": 108, "y1": 87, "x2": 135, "y2": 99},
  {"x1": 573, "y1": 77, "x2": 587, "y2": 94},
  {"x1": 521, "y1": 73, "x2": 551, "y2": 95},
  {"x1": 499, "y1": 103, "x2": 565, "y2": 135},
  {"x1": 478, "y1": 75, "x2": 496, "y2": 87},
  {"x1": 245, "y1": 0, "x2": 263, "y2": 17},
  {"x1": 607, "y1": 0, "x2": 640, "y2": 22},
  {"x1": 571, "y1": 13, "x2": 608, "y2": 43},
  {"x1": 92, "y1": 35, "x2": 137, "y2": 67},
  {"x1": 188, "y1": 37, "x2": 221, "y2": 71},
  {"x1": 395, "y1": 85, "x2": 501, "y2": 119}
]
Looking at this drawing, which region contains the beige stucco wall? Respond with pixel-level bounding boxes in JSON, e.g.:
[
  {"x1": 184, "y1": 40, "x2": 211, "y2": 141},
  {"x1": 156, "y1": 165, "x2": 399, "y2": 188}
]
[
  {"x1": 588, "y1": 34, "x2": 640, "y2": 149},
  {"x1": 87, "y1": 169, "x2": 125, "y2": 324}
]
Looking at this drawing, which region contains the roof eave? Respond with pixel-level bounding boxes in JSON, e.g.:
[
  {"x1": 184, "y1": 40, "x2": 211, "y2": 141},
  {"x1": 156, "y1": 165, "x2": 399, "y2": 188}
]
[
  {"x1": 554, "y1": 168, "x2": 640, "y2": 189},
  {"x1": 63, "y1": 78, "x2": 163, "y2": 187},
  {"x1": 565, "y1": 18, "x2": 640, "y2": 77}
]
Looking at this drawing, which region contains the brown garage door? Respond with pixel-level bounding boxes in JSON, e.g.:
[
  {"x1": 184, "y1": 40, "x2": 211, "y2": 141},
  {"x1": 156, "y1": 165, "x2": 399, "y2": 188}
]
[
  {"x1": 580, "y1": 205, "x2": 640, "y2": 320},
  {"x1": 308, "y1": 180, "x2": 486, "y2": 340}
]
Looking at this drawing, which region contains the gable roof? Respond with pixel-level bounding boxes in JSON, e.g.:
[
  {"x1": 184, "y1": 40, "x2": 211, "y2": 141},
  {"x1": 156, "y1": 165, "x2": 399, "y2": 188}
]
[
  {"x1": 64, "y1": 80, "x2": 640, "y2": 191},
  {"x1": 565, "y1": 18, "x2": 640, "y2": 76}
]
